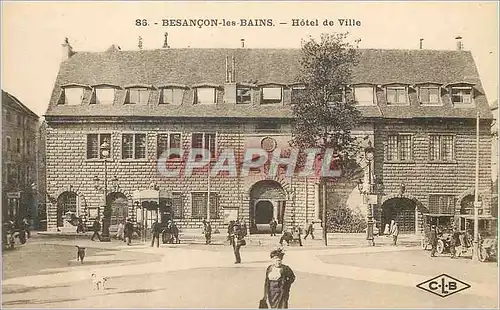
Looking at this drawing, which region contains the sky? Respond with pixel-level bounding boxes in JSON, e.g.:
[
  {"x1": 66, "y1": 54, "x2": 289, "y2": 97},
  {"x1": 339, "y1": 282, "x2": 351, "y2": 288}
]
[{"x1": 1, "y1": 1, "x2": 498, "y2": 117}]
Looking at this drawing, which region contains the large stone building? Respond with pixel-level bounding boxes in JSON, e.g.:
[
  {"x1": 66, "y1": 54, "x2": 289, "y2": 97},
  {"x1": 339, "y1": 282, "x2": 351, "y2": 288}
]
[
  {"x1": 2, "y1": 90, "x2": 39, "y2": 227},
  {"x1": 42, "y1": 39, "x2": 493, "y2": 235}
]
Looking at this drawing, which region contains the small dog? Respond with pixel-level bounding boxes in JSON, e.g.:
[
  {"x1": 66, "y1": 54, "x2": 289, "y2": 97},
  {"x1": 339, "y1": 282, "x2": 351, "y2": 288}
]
[
  {"x1": 91, "y1": 273, "x2": 107, "y2": 290},
  {"x1": 76, "y1": 246, "x2": 86, "y2": 263}
]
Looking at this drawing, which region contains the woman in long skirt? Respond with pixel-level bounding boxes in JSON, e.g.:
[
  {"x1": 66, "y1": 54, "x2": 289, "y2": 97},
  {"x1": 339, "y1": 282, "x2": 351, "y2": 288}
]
[{"x1": 263, "y1": 248, "x2": 295, "y2": 309}]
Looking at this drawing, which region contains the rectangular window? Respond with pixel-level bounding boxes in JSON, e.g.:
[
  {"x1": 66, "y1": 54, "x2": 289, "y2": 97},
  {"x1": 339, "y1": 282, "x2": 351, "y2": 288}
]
[
  {"x1": 386, "y1": 87, "x2": 407, "y2": 105},
  {"x1": 6, "y1": 137, "x2": 11, "y2": 152},
  {"x1": 191, "y1": 192, "x2": 219, "y2": 219},
  {"x1": 386, "y1": 134, "x2": 413, "y2": 162},
  {"x1": 172, "y1": 192, "x2": 183, "y2": 219},
  {"x1": 354, "y1": 87, "x2": 374, "y2": 105},
  {"x1": 160, "y1": 88, "x2": 184, "y2": 105},
  {"x1": 127, "y1": 88, "x2": 150, "y2": 104},
  {"x1": 95, "y1": 88, "x2": 115, "y2": 105},
  {"x1": 122, "y1": 134, "x2": 147, "y2": 159},
  {"x1": 16, "y1": 138, "x2": 21, "y2": 153},
  {"x1": 191, "y1": 133, "x2": 216, "y2": 158},
  {"x1": 331, "y1": 87, "x2": 346, "y2": 103},
  {"x1": 262, "y1": 87, "x2": 282, "y2": 103},
  {"x1": 86, "y1": 134, "x2": 111, "y2": 159},
  {"x1": 419, "y1": 87, "x2": 440, "y2": 105},
  {"x1": 64, "y1": 87, "x2": 84, "y2": 105},
  {"x1": 26, "y1": 140, "x2": 31, "y2": 156},
  {"x1": 255, "y1": 123, "x2": 280, "y2": 133},
  {"x1": 157, "y1": 133, "x2": 182, "y2": 159},
  {"x1": 236, "y1": 87, "x2": 251, "y2": 104},
  {"x1": 451, "y1": 88, "x2": 472, "y2": 104},
  {"x1": 17, "y1": 115, "x2": 22, "y2": 127},
  {"x1": 196, "y1": 88, "x2": 216, "y2": 104},
  {"x1": 429, "y1": 135, "x2": 455, "y2": 162},
  {"x1": 429, "y1": 195, "x2": 456, "y2": 214}
]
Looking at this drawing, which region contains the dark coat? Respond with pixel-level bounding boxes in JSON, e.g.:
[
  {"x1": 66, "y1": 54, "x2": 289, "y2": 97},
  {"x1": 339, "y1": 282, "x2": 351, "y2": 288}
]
[
  {"x1": 124, "y1": 222, "x2": 134, "y2": 236},
  {"x1": 264, "y1": 264, "x2": 296, "y2": 309},
  {"x1": 92, "y1": 220, "x2": 101, "y2": 232},
  {"x1": 429, "y1": 229, "x2": 438, "y2": 245}
]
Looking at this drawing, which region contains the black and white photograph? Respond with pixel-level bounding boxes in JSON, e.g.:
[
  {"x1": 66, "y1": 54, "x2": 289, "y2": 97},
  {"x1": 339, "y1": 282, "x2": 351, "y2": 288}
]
[{"x1": 1, "y1": 1, "x2": 498, "y2": 308}]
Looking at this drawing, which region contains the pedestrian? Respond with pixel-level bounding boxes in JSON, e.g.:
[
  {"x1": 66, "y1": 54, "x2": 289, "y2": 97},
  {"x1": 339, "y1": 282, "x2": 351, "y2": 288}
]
[
  {"x1": 383, "y1": 223, "x2": 390, "y2": 236},
  {"x1": 21, "y1": 218, "x2": 31, "y2": 238},
  {"x1": 430, "y1": 224, "x2": 438, "y2": 257},
  {"x1": 390, "y1": 221, "x2": 399, "y2": 246},
  {"x1": 115, "y1": 220, "x2": 124, "y2": 240},
  {"x1": 262, "y1": 248, "x2": 296, "y2": 309},
  {"x1": 279, "y1": 229, "x2": 293, "y2": 246},
  {"x1": 269, "y1": 218, "x2": 278, "y2": 237},
  {"x1": 304, "y1": 222, "x2": 315, "y2": 240},
  {"x1": 90, "y1": 217, "x2": 101, "y2": 242},
  {"x1": 150, "y1": 220, "x2": 161, "y2": 248},
  {"x1": 124, "y1": 218, "x2": 134, "y2": 246},
  {"x1": 232, "y1": 221, "x2": 246, "y2": 264},
  {"x1": 203, "y1": 219, "x2": 212, "y2": 245},
  {"x1": 450, "y1": 227, "x2": 460, "y2": 259},
  {"x1": 76, "y1": 216, "x2": 86, "y2": 233},
  {"x1": 292, "y1": 226, "x2": 303, "y2": 246}
]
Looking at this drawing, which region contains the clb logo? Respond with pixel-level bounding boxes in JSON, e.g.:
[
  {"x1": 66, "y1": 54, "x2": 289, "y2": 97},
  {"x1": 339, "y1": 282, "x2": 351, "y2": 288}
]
[{"x1": 417, "y1": 274, "x2": 471, "y2": 298}]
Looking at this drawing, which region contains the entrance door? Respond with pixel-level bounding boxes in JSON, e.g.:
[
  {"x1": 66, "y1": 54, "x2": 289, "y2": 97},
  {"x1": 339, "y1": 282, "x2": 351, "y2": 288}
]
[
  {"x1": 382, "y1": 198, "x2": 416, "y2": 234},
  {"x1": 255, "y1": 200, "x2": 274, "y2": 224}
]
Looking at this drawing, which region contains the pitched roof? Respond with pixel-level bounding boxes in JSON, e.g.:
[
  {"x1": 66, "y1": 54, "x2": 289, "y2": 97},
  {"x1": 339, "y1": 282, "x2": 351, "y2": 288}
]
[
  {"x1": 491, "y1": 99, "x2": 498, "y2": 111},
  {"x1": 2, "y1": 90, "x2": 39, "y2": 119},
  {"x1": 45, "y1": 48, "x2": 493, "y2": 120}
]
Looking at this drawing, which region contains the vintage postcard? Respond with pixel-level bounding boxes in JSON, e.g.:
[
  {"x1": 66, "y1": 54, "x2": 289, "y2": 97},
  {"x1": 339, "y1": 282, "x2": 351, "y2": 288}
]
[{"x1": 1, "y1": 1, "x2": 498, "y2": 308}]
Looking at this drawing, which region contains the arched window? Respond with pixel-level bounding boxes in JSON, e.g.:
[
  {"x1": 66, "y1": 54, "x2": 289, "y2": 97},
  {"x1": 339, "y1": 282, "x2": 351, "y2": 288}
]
[{"x1": 57, "y1": 191, "x2": 77, "y2": 227}]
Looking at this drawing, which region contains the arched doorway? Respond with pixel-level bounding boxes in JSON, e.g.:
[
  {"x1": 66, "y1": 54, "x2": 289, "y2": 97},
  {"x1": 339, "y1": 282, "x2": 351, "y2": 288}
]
[
  {"x1": 249, "y1": 180, "x2": 286, "y2": 234},
  {"x1": 381, "y1": 197, "x2": 417, "y2": 234},
  {"x1": 57, "y1": 191, "x2": 77, "y2": 228},
  {"x1": 106, "y1": 192, "x2": 129, "y2": 231}
]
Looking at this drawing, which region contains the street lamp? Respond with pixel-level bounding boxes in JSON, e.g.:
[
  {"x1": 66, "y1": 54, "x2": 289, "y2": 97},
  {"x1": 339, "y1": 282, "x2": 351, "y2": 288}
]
[
  {"x1": 365, "y1": 140, "x2": 375, "y2": 246},
  {"x1": 94, "y1": 139, "x2": 111, "y2": 242}
]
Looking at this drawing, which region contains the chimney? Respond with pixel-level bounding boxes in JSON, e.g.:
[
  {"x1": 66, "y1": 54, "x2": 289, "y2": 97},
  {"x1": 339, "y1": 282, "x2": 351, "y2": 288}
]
[
  {"x1": 225, "y1": 56, "x2": 229, "y2": 82},
  {"x1": 138, "y1": 36, "x2": 143, "y2": 50},
  {"x1": 61, "y1": 37, "x2": 74, "y2": 61},
  {"x1": 455, "y1": 36, "x2": 463, "y2": 51},
  {"x1": 419, "y1": 38, "x2": 424, "y2": 50},
  {"x1": 163, "y1": 32, "x2": 170, "y2": 49},
  {"x1": 240, "y1": 38, "x2": 245, "y2": 48}
]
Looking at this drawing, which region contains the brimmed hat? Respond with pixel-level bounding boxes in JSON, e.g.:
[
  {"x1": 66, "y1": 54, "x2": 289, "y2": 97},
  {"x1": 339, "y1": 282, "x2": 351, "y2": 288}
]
[{"x1": 270, "y1": 248, "x2": 285, "y2": 259}]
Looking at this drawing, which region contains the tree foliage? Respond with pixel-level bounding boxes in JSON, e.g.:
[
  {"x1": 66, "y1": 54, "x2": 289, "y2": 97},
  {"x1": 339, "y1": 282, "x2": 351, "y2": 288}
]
[{"x1": 290, "y1": 33, "x2": 363, "y2": 179}]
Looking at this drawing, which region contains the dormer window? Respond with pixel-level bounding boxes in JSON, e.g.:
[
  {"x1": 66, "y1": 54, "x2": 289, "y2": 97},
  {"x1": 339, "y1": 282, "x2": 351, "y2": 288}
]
[
  {"x1": 330, "y1": 86, "x2": 346, "y2": 104},
  {"x1": 236, "y1": 87, "x2": 251, "y2": 104},
  {"x1": 160, "y1": 87, "x2": 184, "y2": 105},
  {"x1": 196, "y1": 87, "x2": 216, "y2": 104},
  {"x1": 386, "y1": 86, "x2": 407, "y2": 105},
  {"x1": 291, "y1": 84, "x2": 306, "y2": 105},
  {"x1": 353, "y1": 86, "x2": 374, "y2": 106},
  {"x1": 262, "y1": 86, "x2": 282, "y2": 104},
  {"x1": 92, "y1": 86, "x2": 116, "y2": 105},
  {"x1": 419, "y1": 86, "x2": 440, "y2": 105},
  {"x1": 59, "y1": 84, "x2": 88, "y2": 105},
  {"x1": 126, "y1": 87, "x2": 150, "y2": 105},
  {"x1": 451, "y1": 87, "x2": 473, "y2": 104}
]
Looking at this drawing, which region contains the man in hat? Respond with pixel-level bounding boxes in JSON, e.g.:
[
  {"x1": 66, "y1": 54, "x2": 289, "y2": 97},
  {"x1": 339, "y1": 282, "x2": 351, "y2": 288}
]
[
  {"x1": 430, "y1": 224, "x2": 438, "y2": 257},
  {"x1": 90, "y1": 217, "x2": 101, "y2": 242},
  {"x1": 150, "y1": 219, "x2": 161, "y2": 248},
  {"x1": 202, "y1": 219, "x2": 212, "y2": 245},
  {"x1": 124, "y1": 217, "x2": 134, "y2": 246}
]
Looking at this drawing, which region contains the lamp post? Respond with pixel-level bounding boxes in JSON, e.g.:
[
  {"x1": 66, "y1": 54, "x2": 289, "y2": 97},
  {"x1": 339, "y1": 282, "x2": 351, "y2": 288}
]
[
  {"x1": 94, "y1": 140, "x2": 111, "y2": 242},
  {"x1": 365, "y1": 141, "x2": 375, "y2": 246}
]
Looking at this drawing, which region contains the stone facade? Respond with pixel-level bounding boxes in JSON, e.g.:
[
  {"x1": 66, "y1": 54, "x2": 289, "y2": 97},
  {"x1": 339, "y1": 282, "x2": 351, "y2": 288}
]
[{"x1": 2, "y1": 90, "x2": 39, "y2": 227}]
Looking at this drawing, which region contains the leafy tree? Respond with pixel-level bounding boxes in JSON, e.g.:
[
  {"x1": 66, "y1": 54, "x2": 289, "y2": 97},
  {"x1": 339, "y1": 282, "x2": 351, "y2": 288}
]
[
  {"x1": 291, "y1": 33, "x2": 362, "y2": 178},
  {"x1": 290, "y1": 33, "x2": 364, "y2": 244}
]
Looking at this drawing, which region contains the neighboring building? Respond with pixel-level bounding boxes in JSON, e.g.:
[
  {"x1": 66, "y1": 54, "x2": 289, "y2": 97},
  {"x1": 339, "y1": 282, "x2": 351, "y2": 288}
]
[
  {"x1": 2, "y1": 90, "x2": 39, "y2": 227},
  {"x1": 43, "y1": 38, "x2": 493, "y2": 234},
  {"x1": 490, "y1": 99, "x2": 498, "y2": 217}
]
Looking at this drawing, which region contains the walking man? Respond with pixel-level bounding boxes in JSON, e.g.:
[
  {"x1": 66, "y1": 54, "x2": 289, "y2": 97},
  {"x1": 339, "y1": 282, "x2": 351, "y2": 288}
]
[
  {"x1": 124, "y1": 218, "x2": 134, "y2": 246},
  {"x1": 304, "y1": 222, "x2": 315, "y2": 240},
  {"x1": 150, "y1": 220, "x2": 161, "y2": 248},
  {"x1": 390, "y1": 221, "x2": 399, "y2": 246},
  {"x1": 232, "y1": 221, "x2": 245, "y2": 264},
  {"x1": 90, "y1": 217, "x2": 101, "y2": 242},
  {"x1": 430, "y1": 224, "x2": 438, "y2": 257},
  {"x1": 269, "y1": 218, "x2": 278, "y2": 237},
  {"x1": 450, "y1": 227, "x2": 460, "y2": 259},
  {"x1": 203, "y1": 219, "x2": 212, "y2": 245}
]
